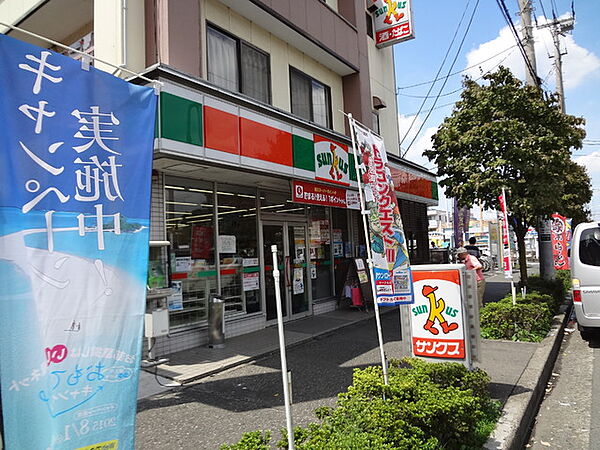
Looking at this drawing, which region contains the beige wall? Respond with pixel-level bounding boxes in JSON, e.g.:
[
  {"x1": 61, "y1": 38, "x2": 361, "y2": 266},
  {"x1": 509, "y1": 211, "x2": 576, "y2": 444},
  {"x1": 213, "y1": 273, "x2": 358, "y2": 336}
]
[
  {"x1": 205, "y1": 0, "x2": 345, "y2": 134},
  {"x1": 94, "y1": 0, "x2": 146, "y2": 76},
  {"x1": 367, "y1": 38, "x2": 401, "y2": 155}
]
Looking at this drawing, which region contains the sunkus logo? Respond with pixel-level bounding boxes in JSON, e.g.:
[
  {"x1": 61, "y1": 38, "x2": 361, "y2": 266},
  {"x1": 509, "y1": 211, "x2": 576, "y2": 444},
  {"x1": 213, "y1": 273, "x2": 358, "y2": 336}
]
[{"x1": 314, "y1": 137, "x2": 349, "y2": 186}]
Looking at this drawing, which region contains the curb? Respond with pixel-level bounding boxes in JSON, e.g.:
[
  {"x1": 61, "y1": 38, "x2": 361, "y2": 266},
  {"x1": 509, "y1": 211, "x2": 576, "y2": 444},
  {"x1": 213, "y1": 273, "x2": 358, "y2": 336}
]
[{"x1": 484, "y1": 304, "x2": 571, "y2": 450}]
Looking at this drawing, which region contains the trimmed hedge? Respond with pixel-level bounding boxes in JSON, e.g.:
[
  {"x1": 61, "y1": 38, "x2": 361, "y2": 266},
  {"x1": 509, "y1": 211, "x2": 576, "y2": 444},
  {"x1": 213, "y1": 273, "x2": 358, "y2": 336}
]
[
  {"x1": 221, "y1": 358, "x2": 500, "y2": 450},
  {"x1": 480, "y1": 294, "x2": 553, "y2": 342},
  {"x1": 522, "y1": 275, "x2": 566, "y2": 311}
]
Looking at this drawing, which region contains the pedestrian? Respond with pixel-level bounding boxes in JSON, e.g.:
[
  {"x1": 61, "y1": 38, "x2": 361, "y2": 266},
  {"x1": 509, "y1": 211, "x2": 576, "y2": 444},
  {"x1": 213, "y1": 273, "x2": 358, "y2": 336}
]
[
  {"x1": 457, "y1": 246, "x2": 485, "y2": 308},
  {"x1": 464, "y1": 236, "x2": 481, "y2": 258}
]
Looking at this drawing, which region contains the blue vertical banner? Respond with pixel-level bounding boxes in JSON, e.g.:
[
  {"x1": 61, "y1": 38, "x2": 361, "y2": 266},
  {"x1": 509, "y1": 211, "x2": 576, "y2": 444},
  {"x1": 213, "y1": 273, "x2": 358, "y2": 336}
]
[{"x1": 0, "y1": 34, "x2": 157, "y2": 449}]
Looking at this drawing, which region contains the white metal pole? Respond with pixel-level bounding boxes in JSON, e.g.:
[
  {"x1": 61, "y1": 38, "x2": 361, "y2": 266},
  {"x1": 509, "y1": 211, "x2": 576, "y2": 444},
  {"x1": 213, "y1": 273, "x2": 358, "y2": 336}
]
[
  {"x1": 347, "y1": 113, "x2": 389, "y2": 385},
  {"x1": 271, "y1": 245, "x2": 294, "y2": 449},
  {"x1": 502, "y1": 188, "x2": 517, "y2": 305}
]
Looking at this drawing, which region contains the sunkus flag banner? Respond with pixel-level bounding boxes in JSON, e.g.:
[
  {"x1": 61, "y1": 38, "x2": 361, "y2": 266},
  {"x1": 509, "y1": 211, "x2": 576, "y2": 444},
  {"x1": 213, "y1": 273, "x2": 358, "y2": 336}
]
[
  {"x1": 551, "y1": 213, "x2": 570, "y2": 270},
  {"x1": 0, "y1": 34, "x2": 157, "y2": 449},
  {"x1": 349, "y1": 119, "x2": 413, "y2": 305},
  {"x1": 498, "y1": 189, "x2": 513, "y2": 279}
]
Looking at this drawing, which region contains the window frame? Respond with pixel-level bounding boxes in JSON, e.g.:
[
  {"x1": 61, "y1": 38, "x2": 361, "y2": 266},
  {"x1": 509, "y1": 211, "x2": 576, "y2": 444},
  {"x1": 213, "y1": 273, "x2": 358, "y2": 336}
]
[
  {"x1": 206, "y1": 23, "x2": 272, "y2": 105},
  {"x1": 289, "y1": 66, "x2": 333, "y2": 129}
]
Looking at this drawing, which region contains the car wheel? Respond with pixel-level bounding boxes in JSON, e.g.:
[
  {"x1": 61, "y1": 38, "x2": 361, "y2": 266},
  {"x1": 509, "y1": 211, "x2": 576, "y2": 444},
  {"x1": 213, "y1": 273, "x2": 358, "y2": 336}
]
[{"x1": 579, "y1": 324, "x2": 594, "y2": 341}]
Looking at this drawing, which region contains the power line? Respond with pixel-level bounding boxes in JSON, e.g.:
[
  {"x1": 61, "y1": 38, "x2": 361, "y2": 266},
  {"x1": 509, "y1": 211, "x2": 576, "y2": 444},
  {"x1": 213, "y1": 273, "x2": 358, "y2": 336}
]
[
  {"x1": 402, "y1": 0, "x2": 481, "y2": 157},
  {"x1": 397, "y1": 0, "x2": 473, "y2": 148},
  {"x1": 396, "y1": 45, "x2": 517, "y2": 90},
  {"x1": 495, "y1": 0, "x2": 541, "y2": 87},
  {"x1": 401, "y1": 101, "x2": 456, "y2": 118},
  {"x1": 397, "y1": 49, "x2": 516, "y2": 100}
]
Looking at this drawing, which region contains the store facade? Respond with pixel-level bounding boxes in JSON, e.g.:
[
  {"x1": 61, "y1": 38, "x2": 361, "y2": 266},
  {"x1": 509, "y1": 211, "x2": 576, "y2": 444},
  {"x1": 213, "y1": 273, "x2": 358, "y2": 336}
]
[{"x1": 146, "y1": 68, "x2": 438, "y2": 356}]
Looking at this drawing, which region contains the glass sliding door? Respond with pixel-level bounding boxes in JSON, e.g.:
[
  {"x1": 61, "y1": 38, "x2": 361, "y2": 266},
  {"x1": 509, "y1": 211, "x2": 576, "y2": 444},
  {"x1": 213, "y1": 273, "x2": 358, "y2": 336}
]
[{"x1": 262, "y1": 221, "x2": 311, "y2": 322}]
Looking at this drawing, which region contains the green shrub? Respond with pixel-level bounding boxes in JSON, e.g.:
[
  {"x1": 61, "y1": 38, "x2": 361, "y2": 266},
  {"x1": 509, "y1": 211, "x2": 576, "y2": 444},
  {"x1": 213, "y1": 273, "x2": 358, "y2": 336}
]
[
  {"x1": 220, "y1": 430, "x2": 271, "y2": 450},
  {"x1": 555, "y1": 269, "x2": 572, "y2": 291},
  {"x1": 225, "y1": 359, "x2": 500, "y2": 450},
  {"x1": 480, "y1": 299, "x2": 552, "y2": 342},
  {"x1": 524, "y1": 275, "x2": 566, "y2": 307}
]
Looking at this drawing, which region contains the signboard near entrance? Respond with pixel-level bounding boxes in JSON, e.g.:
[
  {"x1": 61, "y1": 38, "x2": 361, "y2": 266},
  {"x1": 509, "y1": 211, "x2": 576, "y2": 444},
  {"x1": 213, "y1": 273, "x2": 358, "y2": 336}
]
[{"x1": 292, "y1": 180, "x2": 359, "y2": 209}]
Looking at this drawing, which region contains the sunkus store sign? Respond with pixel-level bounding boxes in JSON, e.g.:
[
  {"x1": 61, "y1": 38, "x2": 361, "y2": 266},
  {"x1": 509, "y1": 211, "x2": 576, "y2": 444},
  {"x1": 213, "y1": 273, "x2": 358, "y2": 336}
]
[{"x1": 0, "y1": 34, "x2": 156, "y2": 449}]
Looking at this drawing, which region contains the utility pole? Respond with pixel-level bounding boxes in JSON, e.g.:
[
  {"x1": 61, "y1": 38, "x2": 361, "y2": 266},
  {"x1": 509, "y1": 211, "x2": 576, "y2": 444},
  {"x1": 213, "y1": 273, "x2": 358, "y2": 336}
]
[
  {"x1": 517, "y1": 0, "x2": 538, "y2": 86},
  {"x1": 538, "y1": 16, "x2": 574, "y2": 112},
  {"x1": 535, "y1": 14, "x2": 574, "y2": 279},
  {"x1": 517, "y1": 0, "x2": 555, "y2": 281}
]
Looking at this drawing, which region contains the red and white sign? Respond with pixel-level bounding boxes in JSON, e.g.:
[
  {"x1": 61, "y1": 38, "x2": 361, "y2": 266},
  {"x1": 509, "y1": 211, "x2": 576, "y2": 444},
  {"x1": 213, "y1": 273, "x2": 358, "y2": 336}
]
[
  {"x1": 551, "y1": 213, "x2": 570, "y2": 270},
  {"x1": 498, "y1": 190, "x2": 513, "y2": 279},
  {"x1": 410, "y1": 269, "x2": 466, "y2": 360},
  {"x1": 370, "y1": 0, "x2": 415, "y2": 48},
  {"x1": 293, "y1": 180, "x2": 359, "y2": 209},
  {"x1": 314, "y1": 135, "x2": 350, "y2": 186}
]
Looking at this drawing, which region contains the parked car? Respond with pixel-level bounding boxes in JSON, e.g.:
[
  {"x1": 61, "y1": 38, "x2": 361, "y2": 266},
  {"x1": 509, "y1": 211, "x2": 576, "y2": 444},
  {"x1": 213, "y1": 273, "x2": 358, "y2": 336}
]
[{"x1": 571, "y1": 222, "x2": 600, "y2": 340}]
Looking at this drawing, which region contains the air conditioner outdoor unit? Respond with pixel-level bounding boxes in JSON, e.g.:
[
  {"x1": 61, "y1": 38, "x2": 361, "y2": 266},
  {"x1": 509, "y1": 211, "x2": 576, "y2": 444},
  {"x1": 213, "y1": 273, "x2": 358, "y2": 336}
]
[{"x1": 144, "y1": 308, "x2": 169, "y2": 338}]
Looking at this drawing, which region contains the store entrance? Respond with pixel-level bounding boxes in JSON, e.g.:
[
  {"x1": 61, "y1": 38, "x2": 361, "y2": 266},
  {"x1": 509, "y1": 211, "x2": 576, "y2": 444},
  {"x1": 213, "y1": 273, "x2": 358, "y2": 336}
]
[{"x1": 262, "y1": 222, "x2": 311, "y2": 322}]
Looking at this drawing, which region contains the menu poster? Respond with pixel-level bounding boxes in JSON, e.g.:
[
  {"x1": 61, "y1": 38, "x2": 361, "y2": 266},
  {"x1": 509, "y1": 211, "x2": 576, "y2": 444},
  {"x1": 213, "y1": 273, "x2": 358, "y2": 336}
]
[{"x1": 191, "y1": 225, "x2": 213, "y2": 259}]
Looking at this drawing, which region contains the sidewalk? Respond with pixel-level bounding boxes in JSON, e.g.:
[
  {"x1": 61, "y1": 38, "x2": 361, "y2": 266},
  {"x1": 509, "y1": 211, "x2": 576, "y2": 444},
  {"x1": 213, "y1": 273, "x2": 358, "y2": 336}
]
[{"x1": 137, "y1": 285, "x2": 567, "y2": 449}]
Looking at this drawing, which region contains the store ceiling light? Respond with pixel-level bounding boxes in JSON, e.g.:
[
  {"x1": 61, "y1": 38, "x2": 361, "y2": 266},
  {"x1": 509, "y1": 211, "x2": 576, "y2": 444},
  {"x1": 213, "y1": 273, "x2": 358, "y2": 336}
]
[
  {"x1": 260, "y1": 204, "x2": 286, "y2": 210},
  {"x1": 242, "y1": 213, "x2": 257, "y2": 217},
  {"x1": 165, "y1": 201, "x2": 198, "y2": 206},
  {"x1": 165, "y1": 211, "x2": 192, "y2": 215},
  {"x1": 188, "y1": 188, "x2": 213, "y2": 193},
  {"x1": 165, "y1": 185, "x2": 185, "y2": 190}
]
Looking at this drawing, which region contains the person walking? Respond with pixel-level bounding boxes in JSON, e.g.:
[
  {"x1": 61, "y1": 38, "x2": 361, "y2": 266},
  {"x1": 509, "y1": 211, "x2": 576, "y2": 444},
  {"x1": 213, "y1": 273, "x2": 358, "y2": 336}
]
[
  {"x1": 464, "y1": 236, "x2": 481, "y2": 258},
  {"x1": 457, "y1": 247, "x2": 485, "y2": 307}
]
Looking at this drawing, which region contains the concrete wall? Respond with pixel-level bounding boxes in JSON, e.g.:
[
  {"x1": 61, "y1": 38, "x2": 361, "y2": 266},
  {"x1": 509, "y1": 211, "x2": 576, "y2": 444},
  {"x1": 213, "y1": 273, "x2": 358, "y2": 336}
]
[
  {"x1": 205, "y1": 0, "x2": 346, "y2": 134},
  {"x1": 94, "y1": 0, "x2": 147, "y2": 76}
]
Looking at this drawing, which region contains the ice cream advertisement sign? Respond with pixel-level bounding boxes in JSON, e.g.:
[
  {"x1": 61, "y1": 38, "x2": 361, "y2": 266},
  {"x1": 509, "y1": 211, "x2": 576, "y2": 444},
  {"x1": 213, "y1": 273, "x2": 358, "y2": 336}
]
[
  {"x1": 0, "y1": 34, "x2": 156, "y2": 449},
  {"x1": 410, "y1": 269, "x2": 466, "y2": 360}
]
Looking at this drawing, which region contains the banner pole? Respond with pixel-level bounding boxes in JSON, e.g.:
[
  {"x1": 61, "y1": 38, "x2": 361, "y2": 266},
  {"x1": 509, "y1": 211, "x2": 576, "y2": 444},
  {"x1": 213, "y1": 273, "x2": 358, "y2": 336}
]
[
  {"x1": 271, "y1": 245, "x2": 295, "y2": 449},
  {"x1": 347, "y1": 113, "x2": 389, "y2": 386},
  {"x1": 502, "y1": 188, "x2": 517, "y2": 305}
]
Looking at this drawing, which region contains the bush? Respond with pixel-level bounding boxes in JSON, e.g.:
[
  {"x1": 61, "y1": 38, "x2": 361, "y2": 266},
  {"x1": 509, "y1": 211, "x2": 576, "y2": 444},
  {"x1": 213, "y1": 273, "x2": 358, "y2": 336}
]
[
  {"x1": 524, "y1": 275, "x2": 567, "y2": 308},
  {"x1": 223, "y1": 359, "x2": 500, "y2": 450},
  {"x1": 220, "y1": 431, "x2": 271, "y2": 450},
  {"x1": 555, "y1": 269, "x2": 572, "y2": 291},
  {"x1": 480, "y1": 296, "x2": 553, "y2": 342}
]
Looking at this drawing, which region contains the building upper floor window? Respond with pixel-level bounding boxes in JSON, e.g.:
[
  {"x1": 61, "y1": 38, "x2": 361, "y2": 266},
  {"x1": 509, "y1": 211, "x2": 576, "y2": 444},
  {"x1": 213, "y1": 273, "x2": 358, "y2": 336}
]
[
  {"x1": 290, "y1": 67, "x2": 332, "y2": 129},
  {"x1": 207, "y1": 24, "x2": 271, "y2": 104}
]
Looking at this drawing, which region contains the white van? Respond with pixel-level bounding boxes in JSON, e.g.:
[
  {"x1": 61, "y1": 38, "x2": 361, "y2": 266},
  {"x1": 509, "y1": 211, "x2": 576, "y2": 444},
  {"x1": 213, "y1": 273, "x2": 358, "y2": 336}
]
[{"x1": 571, "y1": 222, "x2": 600, "y2": 339}]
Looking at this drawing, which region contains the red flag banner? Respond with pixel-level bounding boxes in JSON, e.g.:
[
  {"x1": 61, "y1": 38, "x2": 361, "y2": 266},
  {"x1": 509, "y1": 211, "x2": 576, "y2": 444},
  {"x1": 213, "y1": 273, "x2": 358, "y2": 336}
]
[
  {"x1": 551, "y1": 213, "x2": 570, "y2": 270},
  {"x1": 498, "y1": 191, "x2": 513, "y2": 279}
]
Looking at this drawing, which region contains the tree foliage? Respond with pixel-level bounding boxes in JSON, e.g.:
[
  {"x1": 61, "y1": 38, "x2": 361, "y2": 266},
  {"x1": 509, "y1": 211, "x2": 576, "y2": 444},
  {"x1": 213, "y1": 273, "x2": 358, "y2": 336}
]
[{"x1": 424, "y1": 67, "x2": 592, "y2": 282}]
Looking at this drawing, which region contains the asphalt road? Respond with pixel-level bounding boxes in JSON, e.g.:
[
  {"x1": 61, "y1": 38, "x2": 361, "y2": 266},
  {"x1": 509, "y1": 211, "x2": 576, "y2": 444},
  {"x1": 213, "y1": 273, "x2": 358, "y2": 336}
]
[
  {"x1": 527, "y1": 316, "x2": 600, "y2": 449},
  {"x1": 135, "y1": 311, "x2": 406, "y2": 449}
]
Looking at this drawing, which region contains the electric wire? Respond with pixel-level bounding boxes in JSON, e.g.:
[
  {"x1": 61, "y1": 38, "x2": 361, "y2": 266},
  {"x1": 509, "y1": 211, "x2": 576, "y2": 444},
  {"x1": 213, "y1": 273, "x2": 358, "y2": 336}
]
[
  {"x1": 397, "y1": 0, "x2": 473, "y2": 148},
  {"x1": 397, "y1": 48, "x2": 516, "y2": 100},
  {"x1": 401, "y1": 0, "x2": 481, "y2": 157},
  {"x1": 396, "y1": 44, "x2": 517, "y2": 90},
  {"x1": 495, "y1": 0, "x2": 540, "y2": 87}
]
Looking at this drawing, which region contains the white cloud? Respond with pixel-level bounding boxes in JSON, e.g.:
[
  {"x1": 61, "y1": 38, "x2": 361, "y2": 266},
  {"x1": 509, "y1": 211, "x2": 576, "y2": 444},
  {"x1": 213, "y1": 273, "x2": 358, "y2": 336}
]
[
  {"x1": 465, "y1": 15, "x2": 600, "y2": 90},
  {"x1": 397, "y1": 113, "x2": 438, "y2": 168},
  {"x1": 575, "y1": 151, "x2": 600, "y2": 174}
]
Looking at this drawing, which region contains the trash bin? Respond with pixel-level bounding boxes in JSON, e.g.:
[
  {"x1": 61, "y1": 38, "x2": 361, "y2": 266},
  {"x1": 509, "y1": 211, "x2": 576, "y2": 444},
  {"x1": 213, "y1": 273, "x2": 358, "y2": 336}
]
[{"x1": 208, "y1": 294, "x2": 225, "y2": 348}]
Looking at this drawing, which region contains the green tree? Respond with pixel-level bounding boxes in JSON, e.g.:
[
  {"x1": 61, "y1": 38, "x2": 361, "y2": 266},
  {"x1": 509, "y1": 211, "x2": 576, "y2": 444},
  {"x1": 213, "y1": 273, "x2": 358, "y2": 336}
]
[{"x1": 424, "y1": 67, "x2": 590, "y2": 284}]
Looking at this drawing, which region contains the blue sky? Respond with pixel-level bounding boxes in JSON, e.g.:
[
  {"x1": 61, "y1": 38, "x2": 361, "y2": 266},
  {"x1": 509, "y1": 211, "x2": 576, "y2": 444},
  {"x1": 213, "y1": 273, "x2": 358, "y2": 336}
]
[{"x1": 393, "y1": 0, "x2": 600, "y2": 218}]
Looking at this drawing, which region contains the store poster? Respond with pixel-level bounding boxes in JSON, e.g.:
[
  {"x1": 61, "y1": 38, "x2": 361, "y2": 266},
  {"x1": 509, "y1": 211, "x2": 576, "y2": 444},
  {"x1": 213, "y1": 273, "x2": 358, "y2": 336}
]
[
  {"x1": 349, "y1": 119, "x2": 413, "y2": 305},
  {"x1": 243, "y1": 272, "x2": 260, "y2": 292},
  {"x1": 293, "y1": 268, "x2": 305, "y2": 294},
  {"x1": 167, "y1": 281, "x2": 184, "y2": 311},
  {"x1": 0, "y1": 34, "x2": 157, "y2": 449},
  {"x1": 191, "y1": 225, "x2": 213, "y2": 259},
  {"x1": 175, "y1": 256, "x2": 192, "y2": 273},
  {"x1": 410, "y1": 270, "x2": 466, "y2": 360},
  {"x1": 218, "y1": 235, "x2": 236, "y2": 254}
]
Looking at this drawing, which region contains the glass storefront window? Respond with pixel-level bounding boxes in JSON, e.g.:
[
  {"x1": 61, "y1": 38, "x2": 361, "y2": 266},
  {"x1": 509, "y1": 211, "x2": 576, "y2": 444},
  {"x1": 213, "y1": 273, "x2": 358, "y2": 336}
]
[
  {"x1": 308, "y1": 205, "x2": 333, "y2": 299},
  {"x1": 259, "y1": 190, "x2": 306, "y2": 216},
  {"x1": 217, "y1": 185, "x2": 261, "y2": 315},
  {"x1": 165, "y1": 180, "x2": 217, "y2": 329}
]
